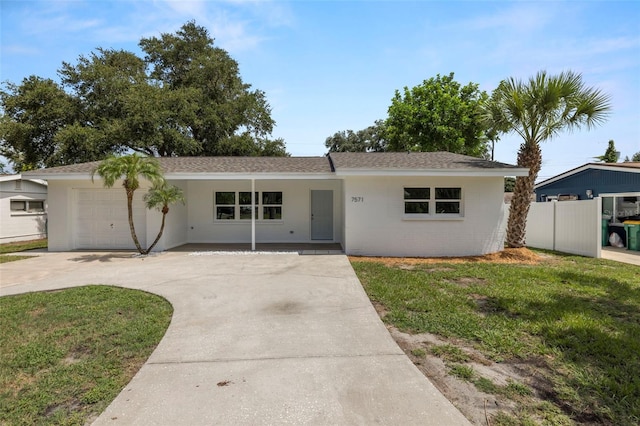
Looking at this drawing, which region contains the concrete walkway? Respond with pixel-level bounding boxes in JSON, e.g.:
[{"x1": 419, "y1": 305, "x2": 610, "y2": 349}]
[
  {"x1": 0, "y1": 251, "x2": 470, "y2": 426},
  {"x1": 601, "y1": 247, "x2": 640, "y2": 266}
]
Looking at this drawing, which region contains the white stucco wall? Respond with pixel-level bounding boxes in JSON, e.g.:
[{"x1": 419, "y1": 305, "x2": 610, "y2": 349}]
[
  {"x1": 186, "y1": 179, "x2": 343, "y2": 244},
  {"x1": 343, "y1": 175, "x2": 507, "y2": 257},
  {"x1": 0, "y1": 179, "x2": 48, "y2": 243}
]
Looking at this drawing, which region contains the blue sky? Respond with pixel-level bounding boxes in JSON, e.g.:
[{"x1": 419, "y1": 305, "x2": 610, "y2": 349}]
[{"x1": 1, "y1": 0, "x2": 639, "y2": 181}]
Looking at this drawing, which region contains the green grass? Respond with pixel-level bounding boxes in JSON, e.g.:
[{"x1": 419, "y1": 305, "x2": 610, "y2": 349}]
[
  {"x1": 0, "y1": 238, "x2": 47, "y2": 263},
  {"x1": 0, "y1": 285, "x2": 173, "y2": 425},
  {"x1": 430, "y1": 344, "x2": 470, "y2": 363},
  {"x1": 352, "y1": 253, "x2": 640, "y2": 425}
]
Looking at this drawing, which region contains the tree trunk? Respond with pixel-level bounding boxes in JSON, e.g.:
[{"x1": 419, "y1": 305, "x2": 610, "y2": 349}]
[
  {"x1": 143, "y1": 206, "x2": 168, "y2": 255},
  {"x1": 506, "y1": 141, "x2": 542, "y2": 248},
  {"x1": 126, "y1": 187, "x2": 145, "y2": 254}
]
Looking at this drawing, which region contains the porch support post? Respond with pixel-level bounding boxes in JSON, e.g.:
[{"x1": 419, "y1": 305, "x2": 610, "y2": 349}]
[{"x1": 251, "y1": 178, "x2": 256, "y2": 251}]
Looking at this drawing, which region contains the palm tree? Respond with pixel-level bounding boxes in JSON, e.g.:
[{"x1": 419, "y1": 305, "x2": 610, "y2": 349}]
[
  {"x1": 143, "y1": 181, "x2": 185, "y2": 254},
  {"x1": 485, "y1": 70, "x2": 611, "y2": 248},
  {"x1": 92, "y1": 154, "x2": 164, "y2": 254}
]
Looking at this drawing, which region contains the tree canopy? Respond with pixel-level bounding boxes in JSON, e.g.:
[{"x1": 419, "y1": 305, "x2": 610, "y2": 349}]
[
  {"x1": 385, "y1": 73, "x2": 490, "y2": 157},
  {"x1": 0, "y1": 21, "x2": 286, "y2": 171},
  {"x1": 325, "y1": 73, "x2": 492, "y2": 158},
  {"x1": 324, "y1": 120, "x2": 387, "y2": 152}
]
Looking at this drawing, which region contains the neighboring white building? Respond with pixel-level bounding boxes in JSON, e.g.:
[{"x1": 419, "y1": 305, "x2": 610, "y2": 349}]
[
  {"x1": 24, "y1": 152, "x2": 528, "y2": 257},
  {"x1": 0, "y1": 174, "x2": 48, "y2": 243}
]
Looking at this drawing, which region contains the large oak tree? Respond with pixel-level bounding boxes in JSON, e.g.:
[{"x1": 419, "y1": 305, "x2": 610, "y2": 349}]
[{"x1": 0, "y1": 21, "x2": 286, "y2": 171}]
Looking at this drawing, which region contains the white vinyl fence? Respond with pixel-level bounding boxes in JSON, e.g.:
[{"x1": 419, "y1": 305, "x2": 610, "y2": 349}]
[{"x1": 523, "y1": 198, "x2": 602, "y2": 258}]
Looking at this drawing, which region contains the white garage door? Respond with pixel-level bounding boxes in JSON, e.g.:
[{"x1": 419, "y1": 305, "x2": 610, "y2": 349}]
[{"x1": 75, "y1": 189, "x2": 147, "y2": 250}]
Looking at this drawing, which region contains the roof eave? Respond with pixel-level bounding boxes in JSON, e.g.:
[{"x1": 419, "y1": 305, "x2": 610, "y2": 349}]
[
  {"x1": 163, "y1": 172, "x2": 336, "y2": 180},
  {"x1": 25, "y1": 172, "x2": 338, "y2": 181},
  {"x1": 335, "y1": 168, "x2": 529, "y2": 177},
  {"x1": 22, "y1": 173, "x2": 93, "y2": 180}
]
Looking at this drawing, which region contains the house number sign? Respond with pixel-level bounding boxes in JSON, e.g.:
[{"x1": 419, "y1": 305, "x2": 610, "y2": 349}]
[{"x1": 351, "y1": 196, "x2": 364, "y2": 203}]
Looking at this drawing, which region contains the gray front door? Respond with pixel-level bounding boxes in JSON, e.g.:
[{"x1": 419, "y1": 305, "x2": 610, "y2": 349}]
[{"x1": 311, "y1": 190, "x2": 333, "y2": 240}]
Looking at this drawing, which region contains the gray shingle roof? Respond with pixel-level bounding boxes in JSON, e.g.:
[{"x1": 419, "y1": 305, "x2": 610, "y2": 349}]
[
  {"x1": 23, "y1": 156, "x2": 332, "y2": 175},
  {"x1": 23, "y1": 152, "x2": 524, "y2": 178},
  {"x1": 328, "y1": 151, "x2": 521, "y2": 170}
]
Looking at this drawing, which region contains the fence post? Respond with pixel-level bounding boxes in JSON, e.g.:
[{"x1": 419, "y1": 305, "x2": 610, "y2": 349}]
[
  {"x1": 596, "y1": 197, "x2": 602, "y2": 259},
  {"x1": 552, "y1": 200, "x2": 557, "y2": 251}
]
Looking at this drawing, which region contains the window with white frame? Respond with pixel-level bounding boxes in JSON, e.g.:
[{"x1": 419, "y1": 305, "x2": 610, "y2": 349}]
[
  {"x1": 10, "y1": 200, "x2": 45, "y2": 213},
  {"x1": 435, "y1": 187, "x2": 461, "y2": 214},
  {"x1": 215, "y1": 191, "x2": 282, "y2": 221},
  {"x1": 239, "y1": 192, "x2": 259, "y2": 220},
  {"x1": 215, "y1": 192, "x2": 236, "y2": 219},
  {"x1": 404, "y1": 187, "x2": 462, "y2": 217},
  {"x1": 404, "y1": 188, "x2": 430, "y2": 214},
  {"x1": 262, "y1": 191, "x2": 282, "y2": 220}
]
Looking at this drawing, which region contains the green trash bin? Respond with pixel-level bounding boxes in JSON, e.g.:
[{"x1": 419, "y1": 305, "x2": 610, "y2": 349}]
[
  {"x1": 623, "y1": 221, "x2": 640, "y2": 251},
  {"x1": 602, "y1": 218, "x2": 610, "y2": 246}
]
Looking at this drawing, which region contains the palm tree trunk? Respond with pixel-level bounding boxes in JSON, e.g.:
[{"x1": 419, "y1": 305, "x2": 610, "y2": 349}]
[
  {"x1": 143, "y1": 206, "x2": 168, "y2": 255},
  {"x1": 506, "y1": 141, "x2": 542, "y2": 248},
  {"x1": 126, "y1": 188, "x2": 145, "y2": 254}
]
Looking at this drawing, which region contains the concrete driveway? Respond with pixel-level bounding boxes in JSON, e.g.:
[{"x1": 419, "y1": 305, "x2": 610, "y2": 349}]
[{"x1": 0, "y1": 251, "x2": 470, "y2": 425}]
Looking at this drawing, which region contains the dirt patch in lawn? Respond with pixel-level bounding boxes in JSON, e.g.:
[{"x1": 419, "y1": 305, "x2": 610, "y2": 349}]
[
  {"x1": 376, "y1": 311, "x2": 556, "y2": 426},
  {"x1": 357, "y1": 248, "x2": 561, "y2": 425},
  {"x1": 349, "y1": 247, "x2": 542, "y2": 267}
]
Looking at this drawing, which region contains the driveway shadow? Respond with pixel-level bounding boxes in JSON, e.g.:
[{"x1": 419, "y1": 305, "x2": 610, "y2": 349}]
[{"x1": 69, "y1": 253, "x2": 135, "y2": 263}]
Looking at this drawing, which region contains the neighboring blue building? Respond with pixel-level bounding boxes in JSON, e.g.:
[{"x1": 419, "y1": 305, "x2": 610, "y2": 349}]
[
  {"x1": 535, "y1": 162, "x2": 640, "y2": 203},
  {"x1": 535, "y1": 163, "x2": 640, "y2": 240}
]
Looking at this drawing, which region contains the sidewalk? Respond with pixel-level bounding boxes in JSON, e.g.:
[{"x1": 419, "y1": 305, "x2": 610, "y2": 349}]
[{"x1": 601, "y1": 247, "x2": 640, "y2": 266}]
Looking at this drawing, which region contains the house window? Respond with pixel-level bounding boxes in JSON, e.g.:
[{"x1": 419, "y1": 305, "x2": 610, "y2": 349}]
[
  {"x1": 262, "y1": 191, "x2": 282, "y2": 220},
  {"x1": 239, "y1": 192, "x2": 259, "y2": 220},
  {"x1": 404, "y1": 187, "x2": 462, "y2": 217},
  {"x1": 10, "y1": 200, "x2": 45, "y2": 213},
  {"x1": 215, "y1": 192, "x2": 235, "y2": 220},
  {"x1": 404, "y1": 188, "x2": 430, "y2": 214},
  {"x1": 435, "y1": 188, "x2": 461, "y2": 214},
  {"x1": 215, "y1": 191, "x2": 282, "y2": 221}
]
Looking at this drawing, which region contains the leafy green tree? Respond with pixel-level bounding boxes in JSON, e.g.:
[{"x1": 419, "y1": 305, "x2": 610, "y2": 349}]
[
  {"x1": 325, "y1": 120, "x2": 387, "y2": 152},
  {"x1": 484, "y1": 70, "x2": 611, "y2": 248},
  {"x1": 92, "y1": 154, "x2": 164, "y2": 254},
  {"x1": 632, "y1": 152, "x2": 640, "y2": 162},
  {"x1": 140, "y1": 21, "x2": 276, "y2": 156},
  {"x1": 58, "y1": 47, "x2": 201, "y2": 158},
  {"x1": 143, "y1": 181, "x2": 185, "y2": 253},
  {"x1": 0, "y1": 76, "x2": 79, "y2": 171},
  {"x1": 595, "y1": 140, "x2": 619, "y2": 163},
  {"x1": 386, "y1": 73, "x2": 490, "y2": 157},
  {"x1": 504, "y1": 177, "x2": 516, "y2": 192},
  {"x1": 0, "y1": 21, "x2": 285, "y2": 171}
]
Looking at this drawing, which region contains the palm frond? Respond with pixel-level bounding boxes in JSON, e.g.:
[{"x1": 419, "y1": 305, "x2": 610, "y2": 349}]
[{"x1": 144, "y1": 182, "x2": 185, "y2": 211}]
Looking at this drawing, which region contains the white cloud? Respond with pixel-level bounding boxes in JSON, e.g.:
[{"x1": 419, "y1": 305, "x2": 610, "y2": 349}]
[
  {"x1": 163, "y1": 0, "x2": 208, "y2": 16},
  {"x1": 1, "y1": 44, "x2": 40, "y2": 55},
  {"x1": 460, "y1": 3, "x2": 555, "y2": 34}
]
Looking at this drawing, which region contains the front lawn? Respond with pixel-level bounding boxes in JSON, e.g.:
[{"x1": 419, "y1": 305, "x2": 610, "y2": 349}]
[
  {"x1": 0, "y1": 285, "x2": 173, "y2": 425},
  {"x1": 352, "y1": 250, "x2": 640, "y2": 425},
  {"x1": 0, "y1": 238, "x2": 47, "y2": 263}
]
